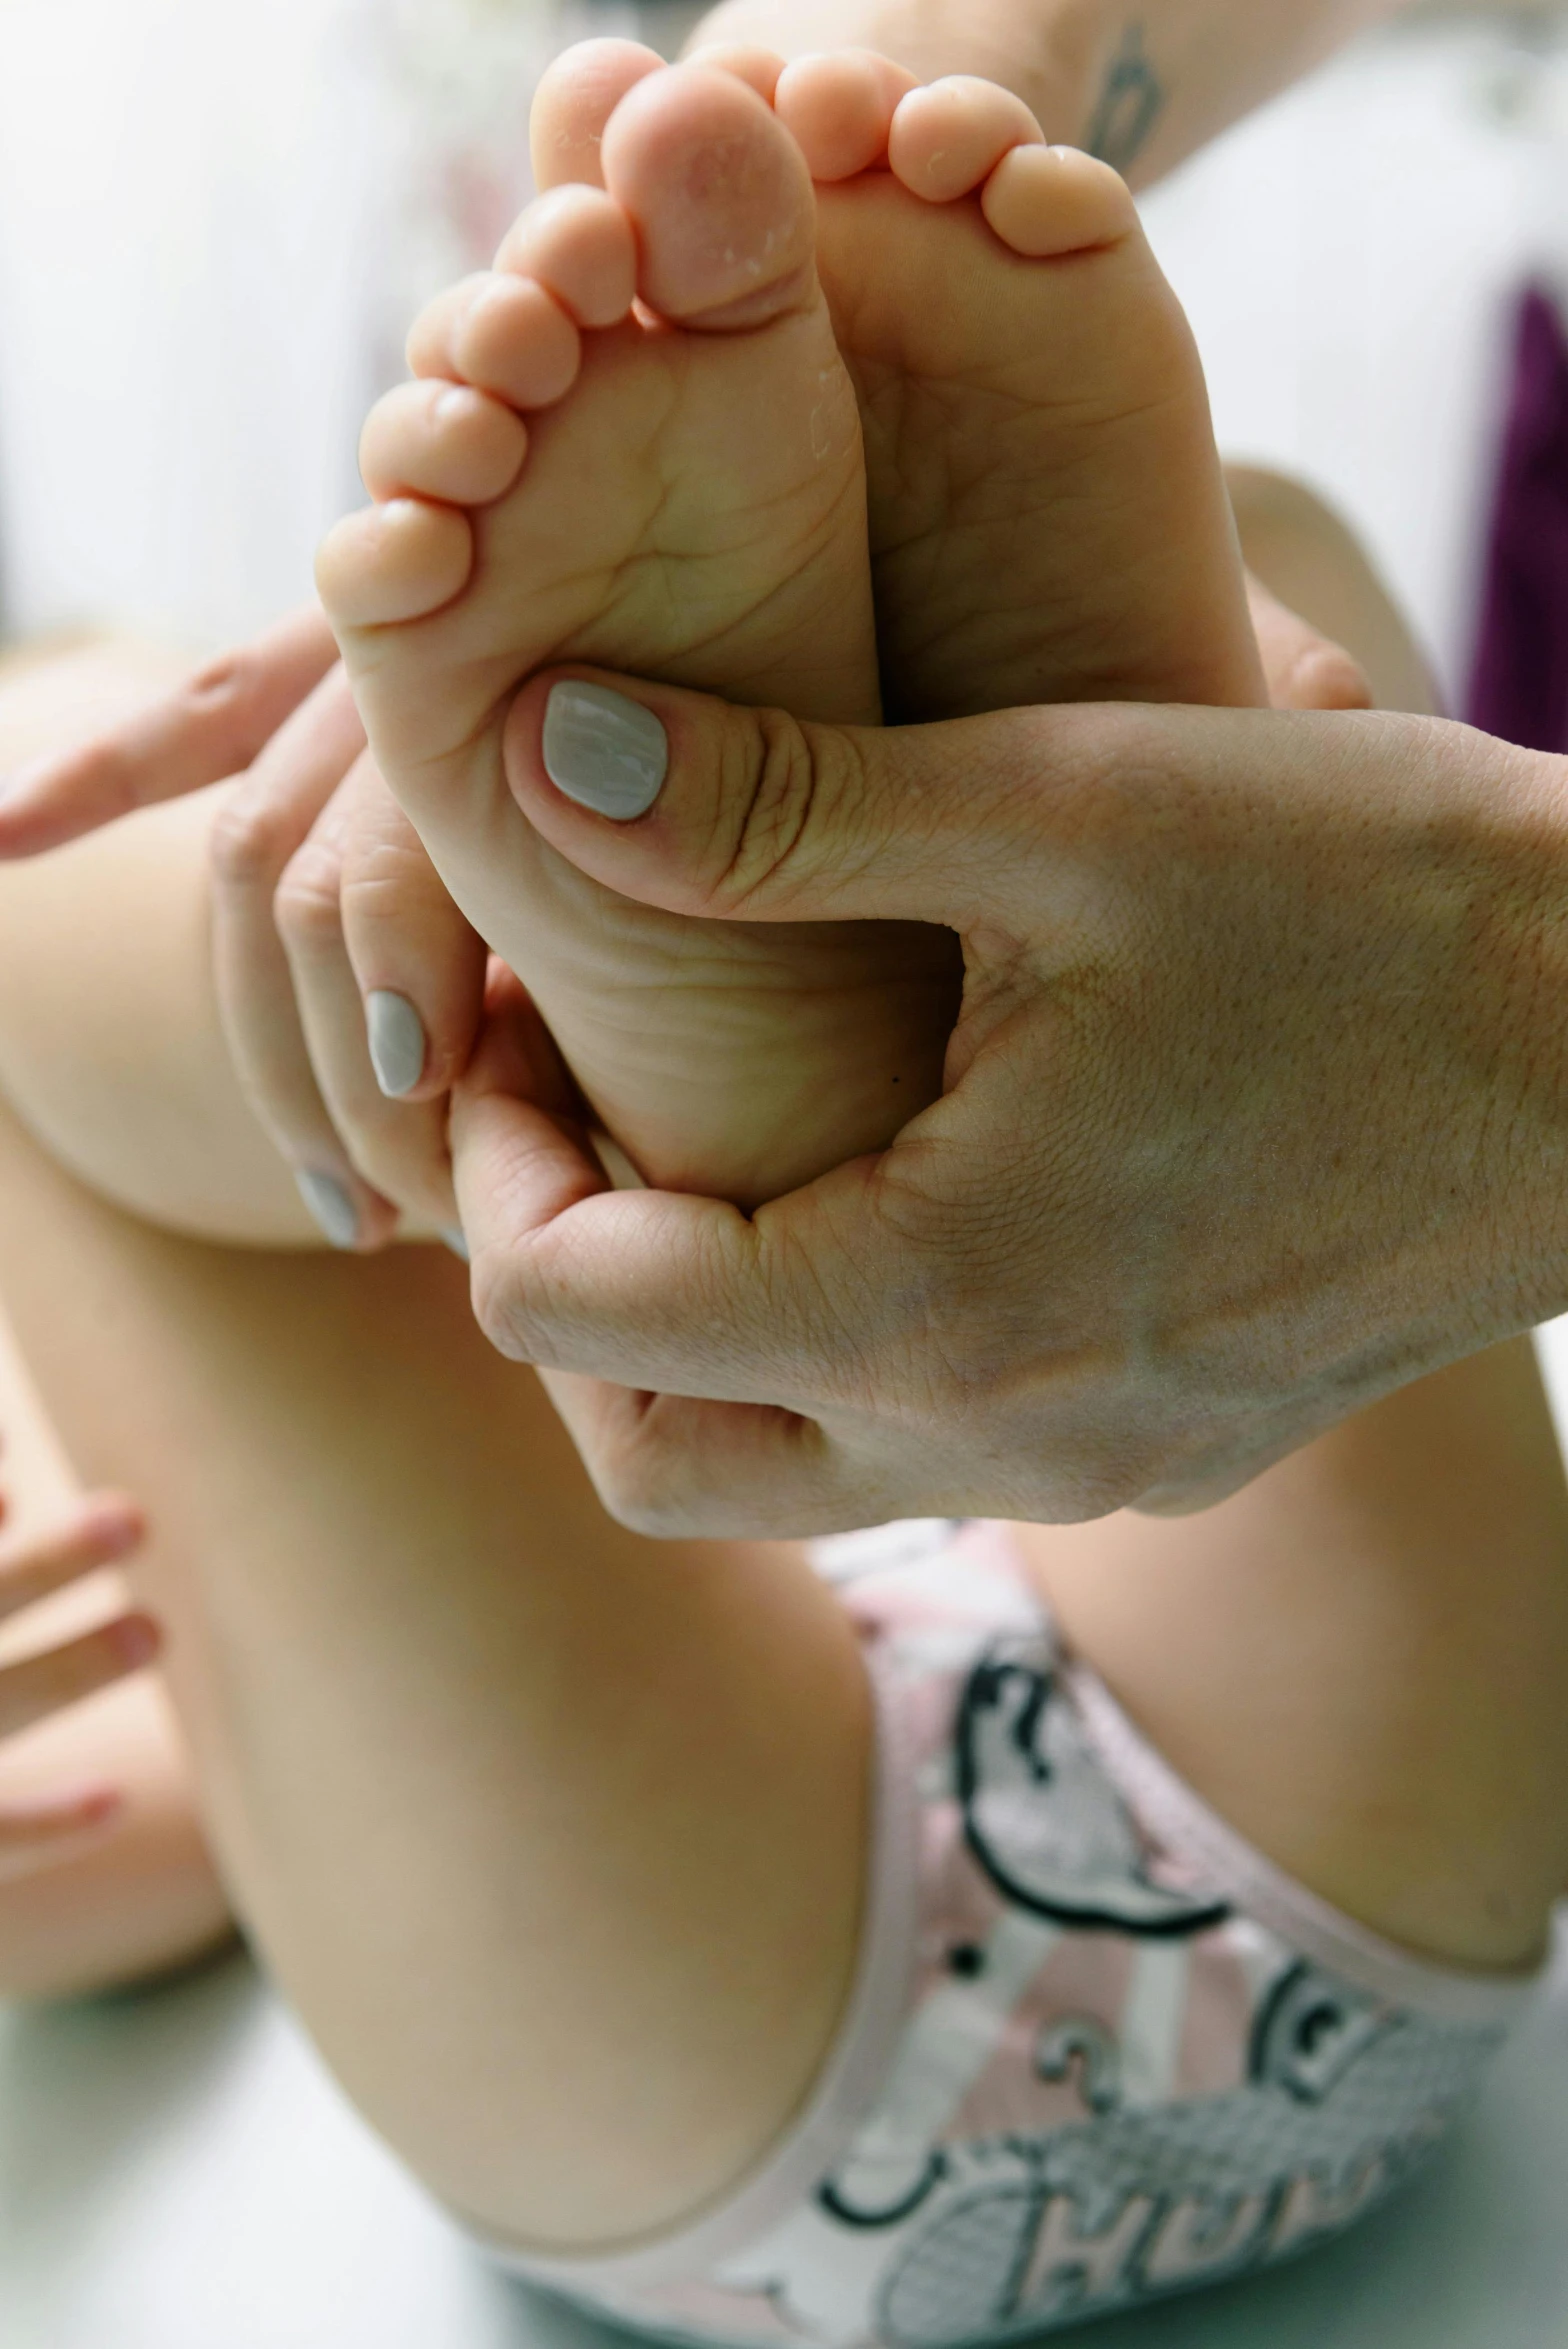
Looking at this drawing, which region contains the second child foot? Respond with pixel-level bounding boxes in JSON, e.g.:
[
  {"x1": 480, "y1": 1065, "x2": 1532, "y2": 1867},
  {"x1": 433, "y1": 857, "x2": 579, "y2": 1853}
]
[{"x1": 535, "y1": 42, "x2": 1268, "y2": 721}]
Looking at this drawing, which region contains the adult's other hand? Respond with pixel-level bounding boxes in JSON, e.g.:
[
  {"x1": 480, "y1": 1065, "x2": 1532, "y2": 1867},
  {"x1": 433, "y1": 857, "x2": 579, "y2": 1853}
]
[
  {"x1": 0, "y1": 611, "x2": 486, "y2": 1251},
  {"x1": 451, "y1": 669, "x2": 1568, "y2": 1535}
]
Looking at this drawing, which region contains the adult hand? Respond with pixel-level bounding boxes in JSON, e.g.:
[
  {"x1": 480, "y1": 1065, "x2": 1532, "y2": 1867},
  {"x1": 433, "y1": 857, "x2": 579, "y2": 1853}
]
[
  {"x1": 450, "y1": 667, "x2": 1568, "y2": 1536},
  {"x1": 0, "y1": 1486, "x2": 158, "y2": 1884},
  {"x1": 0, "y1": 610, "x2": 486, "y2": 1251},
  {"x1": 686, "y1": 1, "x2": 1409, "y2": 187}
]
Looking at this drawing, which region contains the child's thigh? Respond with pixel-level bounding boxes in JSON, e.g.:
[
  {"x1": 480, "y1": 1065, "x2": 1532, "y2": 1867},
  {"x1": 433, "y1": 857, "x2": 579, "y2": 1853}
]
[{"x1": 0, "y1": 1088, "x2": 871, "y2": 2246}]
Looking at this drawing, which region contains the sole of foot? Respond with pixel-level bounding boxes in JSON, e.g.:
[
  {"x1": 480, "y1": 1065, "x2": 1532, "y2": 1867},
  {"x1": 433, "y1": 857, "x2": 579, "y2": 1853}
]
[{"x1": 533, "y1": 39, "x2": 1267, "y2": 721}]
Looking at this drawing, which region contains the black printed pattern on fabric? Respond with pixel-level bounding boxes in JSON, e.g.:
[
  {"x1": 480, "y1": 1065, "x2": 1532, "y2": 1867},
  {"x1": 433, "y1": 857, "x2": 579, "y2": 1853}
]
[
  {"x1": 519, "y1": 1564, "x2": 1512, "y2": 2349},
  {"x1": 957, "y1": 1641, "x2": 1232, "y2": 1938}
]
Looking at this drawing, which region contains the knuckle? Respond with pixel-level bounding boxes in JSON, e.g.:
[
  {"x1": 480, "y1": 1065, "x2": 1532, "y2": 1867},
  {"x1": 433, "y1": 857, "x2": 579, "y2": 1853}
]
[
  {"x1": 182, "y1": 650, "x2": 269, "y2": 769},
  {"x1": 588, "y1": 1431, "x2": 703, "y2": 1540},
  {"x1": 209, "y1": 792, "x2": 298, "y2": 890},
  {"x1": 185, "y1": 648, "x2": 257, "y2": 725},
  {"x1": 706, "y1": 710, "x2": 867, "y2": 916},
  {"x1": 339, "y1": 835, "x2": 436, "y2": 928},
  {"x1": 469, "y1": 1243, "x2": 536, "y2": 1363},
  {"x1": 591, "y1": 1462, "x2": 672, "y2": 1538},
  {"x1": 273, "y1": 846, "x2": 347, "y2": 954}
]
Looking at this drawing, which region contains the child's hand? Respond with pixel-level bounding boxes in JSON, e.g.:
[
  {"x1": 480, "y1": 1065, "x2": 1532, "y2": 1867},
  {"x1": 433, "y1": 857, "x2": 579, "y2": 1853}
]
[{"x1": 0, "y1": 1492, "x2": 159, "y2": 1884}]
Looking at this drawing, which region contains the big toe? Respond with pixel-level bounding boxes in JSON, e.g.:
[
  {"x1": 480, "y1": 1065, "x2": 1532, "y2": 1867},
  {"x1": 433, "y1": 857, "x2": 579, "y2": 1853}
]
[{"x1": 601, "y1": 64, "x2": 818, "y2": 330}]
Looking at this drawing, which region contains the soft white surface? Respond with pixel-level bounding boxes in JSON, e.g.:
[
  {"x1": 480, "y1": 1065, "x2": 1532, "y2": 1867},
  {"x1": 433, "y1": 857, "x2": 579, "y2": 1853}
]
[
  {"x1": 4, "y1": 1935, "x2": 1568, "y2": 2349},
  {"x1": 4, "y1": 10, "x2": 1568, "y2": 2345}
]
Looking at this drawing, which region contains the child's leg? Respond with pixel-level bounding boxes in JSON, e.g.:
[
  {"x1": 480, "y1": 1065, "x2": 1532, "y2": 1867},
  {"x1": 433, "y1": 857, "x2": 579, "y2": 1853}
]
[
  {"x1": 0, "y1": 636, "x2": 872, "y2": 2237},
  {"x1": 1016, "y1": 473, "x2": 1568, "y2": 1975},
  {"x1": 0, "y1": 1087, "x2": 870, "y2": 2250}
]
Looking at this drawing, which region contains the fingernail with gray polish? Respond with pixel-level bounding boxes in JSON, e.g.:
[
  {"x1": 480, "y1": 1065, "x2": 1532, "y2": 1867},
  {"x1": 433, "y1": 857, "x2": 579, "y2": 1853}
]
[
  {"x1": 442, "y1": 1228, "x2": 470, "y2": 1263},
  {"x1": 296, "y1": 1170, "x2": 360, "y2": 1250},
  {"x1": 367, "y1": 989, "x2": 428, "y2": 1099},
  {"x1": 542, "y1": 682, "x2": 668, "y2": 821}
]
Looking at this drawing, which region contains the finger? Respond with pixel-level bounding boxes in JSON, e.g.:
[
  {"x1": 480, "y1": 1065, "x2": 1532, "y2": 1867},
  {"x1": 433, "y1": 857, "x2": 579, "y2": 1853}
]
[
  {"x1": 276, "y1": 759, "x2": 464, "y2": 1231},
  {"x1": 538, "y1": 1371, "x2": 911, "y2": 1540},
  {"x1": 0, "y1": 1614, "x2": 161, "y2": 1743},
  {"x1": 499, "y1": 666, "x2": 1090, "y2": 932},
  {"x1": 452, "y1": 1004, "x2": 876, "y2": 1407},
  {"x1": 337, "y1": 768, "x2": 488, "y2": 1107},
  {"x1": 0, "y1": 606, "x2": 339, "y2": 857},
  {"x1": 209, "y1": 683, "x2": 398, "y2": 1251},
  {"x1": 1245, "y1": 572, "x2": 1373, "y2": 713},
  {"x1": 0, "y1": 1495, "x2": 145, "y2": 1623},
  {"x1": 0, "y1": 1786, "x2": 125, "y2": 1883}
]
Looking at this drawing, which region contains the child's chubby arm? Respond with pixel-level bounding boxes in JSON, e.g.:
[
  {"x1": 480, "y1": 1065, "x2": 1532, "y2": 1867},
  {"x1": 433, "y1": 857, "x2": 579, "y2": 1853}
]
[
  {"x1": 687, "y1": 0, "x2": 1413, "y2": 186},
  {"x1": 0, "y1": 1326, "x2": 232, "y2": 2001}
]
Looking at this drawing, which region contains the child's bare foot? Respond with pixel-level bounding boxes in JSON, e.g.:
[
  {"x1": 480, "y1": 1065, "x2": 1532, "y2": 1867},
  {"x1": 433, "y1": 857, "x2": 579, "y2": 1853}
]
[
  {"x1": 320, "y1": 59, "x2": 955, "y2": 1204},
  {"x1": 320, "y1": 46, "x2": 1262, "y2": 1207},
  {"x1": 535, "y1": 42, "x2": 1266, "y2": 721}
]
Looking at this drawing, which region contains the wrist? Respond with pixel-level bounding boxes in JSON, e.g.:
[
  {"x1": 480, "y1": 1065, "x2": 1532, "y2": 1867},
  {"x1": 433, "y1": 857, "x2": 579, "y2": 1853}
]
[{"x1": 1442, "y1": 739, "x2": 1568, "y2": 1336}]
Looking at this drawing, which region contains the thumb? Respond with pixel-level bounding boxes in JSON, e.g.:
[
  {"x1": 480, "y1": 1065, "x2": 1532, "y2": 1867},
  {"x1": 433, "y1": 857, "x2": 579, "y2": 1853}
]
[{"x1": 499, "y1": 666, "x2": 1067, "y2": 930}]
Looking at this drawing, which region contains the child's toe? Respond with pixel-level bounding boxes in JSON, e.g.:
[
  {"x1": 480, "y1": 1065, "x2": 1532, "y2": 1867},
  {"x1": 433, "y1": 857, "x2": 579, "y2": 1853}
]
[
  {"x1": 411, "y1": 273, "x2": 582, "y2": 413},
  {"x1": 360, "y1": 382, "x2": 528, "y2": 508},
  {"x1": 317, "y1": 501, "x2": 473, "y2": 632},
  {"x1": 530, "y1": 37, "x2": 664, "y2": 193},
  {"x1": 980, "y1": 144, "x2": 1136, "y2": 258},
  {"x1": 774, "y1": 51, "x2": 918, "y2": 183},
  {"x1": 495, "y1": 186, "x2": 637, "y2": 332},
  {"x1": 682, "y1": 43, "x2": 786, "y2": 105},
  {"x1": 602, "y1": 65, "x2": 817, "y2": 329},
  {"x1": 888, "y1": 76, "x2": 1044, "y2": 203}
]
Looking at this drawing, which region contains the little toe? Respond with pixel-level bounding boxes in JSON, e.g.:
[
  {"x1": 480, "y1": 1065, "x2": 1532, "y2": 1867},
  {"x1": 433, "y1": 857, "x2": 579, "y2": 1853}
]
[
  {"x1": 601, "y1": 64, "x2": 817, "y2": 330},
  {"x1": 360, "y1": 381, "x2": 528, "y2": 506},
  {"x1": 495, "y1": 186, "x2": 637, "y2": 330},
  {"x1": 411, "y1": 273, "x2": 583, "y2": 412},
  {"x1": 774, "y1": 51, "x2": 919, "y2": 183},
  {"x1": 407, "y1": 276, "x2": 487, "y2": 377},
  {"x1": 317, "y1": 500, "x2": 473, "y2": 632},
  {"x1": 530, "y1": 38, "x2": 664, "y2": 192},
  {"x1": 887, "y1": 76, "x2": 1045, "y2": 203},
  {"x1": 981, "y1": 143, "x2": 1137, "y2": 256}
]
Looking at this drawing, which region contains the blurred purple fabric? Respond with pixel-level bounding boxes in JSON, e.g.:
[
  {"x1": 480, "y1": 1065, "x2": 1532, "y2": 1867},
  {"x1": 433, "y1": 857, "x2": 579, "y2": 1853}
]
[{"x1": 1466, "y1": 286, "x2": 1568, "y2": 755}]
